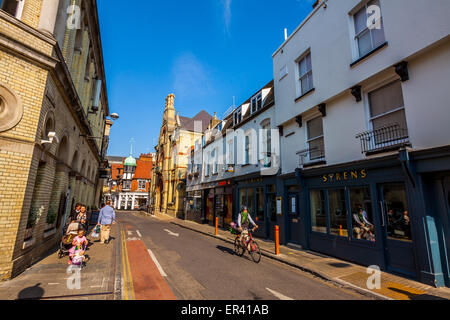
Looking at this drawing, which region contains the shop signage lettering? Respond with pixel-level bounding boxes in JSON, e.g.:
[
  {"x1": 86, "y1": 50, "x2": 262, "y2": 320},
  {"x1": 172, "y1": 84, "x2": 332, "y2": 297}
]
[{"x1": 323, "y1": 169, "x2": 367, "y2": 182}]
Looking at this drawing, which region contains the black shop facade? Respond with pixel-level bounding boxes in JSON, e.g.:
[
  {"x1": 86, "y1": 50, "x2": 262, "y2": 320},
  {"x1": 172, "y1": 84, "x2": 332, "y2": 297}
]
[{"x1": 288, "y1": 151, "x2": 449, "y2": 287}]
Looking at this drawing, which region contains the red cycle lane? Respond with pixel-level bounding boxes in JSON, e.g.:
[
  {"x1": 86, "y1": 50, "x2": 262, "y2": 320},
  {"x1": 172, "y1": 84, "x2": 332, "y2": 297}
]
[{"x1": 124, "y1": 226, "x2": 177, "y2": 300}]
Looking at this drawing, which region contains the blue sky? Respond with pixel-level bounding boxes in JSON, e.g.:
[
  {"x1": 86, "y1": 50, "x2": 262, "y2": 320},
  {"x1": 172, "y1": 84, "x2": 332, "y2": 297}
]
[{"x1": 98, "y1": 0, "x2": 314, "y2": 157}]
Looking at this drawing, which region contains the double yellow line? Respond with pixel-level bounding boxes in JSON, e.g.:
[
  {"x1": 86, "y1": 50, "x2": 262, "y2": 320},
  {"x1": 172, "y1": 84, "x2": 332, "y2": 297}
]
[{"x1": 120, "y1": 226, "x2": 135, "y2": 300}]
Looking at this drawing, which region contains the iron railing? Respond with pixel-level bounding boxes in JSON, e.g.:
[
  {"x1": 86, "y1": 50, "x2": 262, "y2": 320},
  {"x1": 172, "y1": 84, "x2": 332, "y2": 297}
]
[{"x1": 356, "y1": 124, "x2": 410, "y2": 154}]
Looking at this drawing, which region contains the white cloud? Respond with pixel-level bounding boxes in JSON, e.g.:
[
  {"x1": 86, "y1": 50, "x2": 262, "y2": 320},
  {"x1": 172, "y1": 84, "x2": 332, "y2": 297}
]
[
  {"x1": 222, "y1": 0, "x2": 232, "y2": 34},
  {"x1": 172, "y1": 52, "x2": 213, "y2": 102}
]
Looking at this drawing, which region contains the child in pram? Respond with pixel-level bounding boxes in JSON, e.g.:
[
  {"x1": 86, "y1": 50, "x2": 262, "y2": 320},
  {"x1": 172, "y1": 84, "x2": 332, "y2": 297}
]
[{"x1": 68, "y1": 229, "x2": 88, "y2": 266}]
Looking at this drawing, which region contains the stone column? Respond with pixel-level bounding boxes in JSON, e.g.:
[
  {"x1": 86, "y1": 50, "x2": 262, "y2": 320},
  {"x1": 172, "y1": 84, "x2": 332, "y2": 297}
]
[
  {"x1": 132, "y1": 195, "x2": 136, "y2": 210},
  {"x1": 38, "y1": 0, "x2": 61, "y2": 36}
]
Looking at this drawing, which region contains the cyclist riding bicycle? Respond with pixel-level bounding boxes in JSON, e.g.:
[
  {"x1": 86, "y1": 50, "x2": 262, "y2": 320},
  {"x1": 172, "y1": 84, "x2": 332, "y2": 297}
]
[{"x1": 237, "y1": 206, "x2": 258, "y2": 249}]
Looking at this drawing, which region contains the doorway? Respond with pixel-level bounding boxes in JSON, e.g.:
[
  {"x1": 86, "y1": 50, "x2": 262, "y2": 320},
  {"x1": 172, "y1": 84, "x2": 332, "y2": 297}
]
[{"x1": 378, "y1": 182, "x2": 416, "y2": 276}]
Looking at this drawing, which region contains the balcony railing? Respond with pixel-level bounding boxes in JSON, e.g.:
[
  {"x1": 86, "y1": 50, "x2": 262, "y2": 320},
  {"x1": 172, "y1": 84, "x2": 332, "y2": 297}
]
[{"x1": 356, "y1": 124, "x2": 410, "y2": 154}]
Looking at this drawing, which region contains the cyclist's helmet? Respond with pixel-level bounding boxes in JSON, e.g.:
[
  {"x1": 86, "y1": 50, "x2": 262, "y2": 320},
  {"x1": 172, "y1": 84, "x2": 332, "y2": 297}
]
[{"x1": 241, "y1": 205, "x2": 248, "y2": 212}]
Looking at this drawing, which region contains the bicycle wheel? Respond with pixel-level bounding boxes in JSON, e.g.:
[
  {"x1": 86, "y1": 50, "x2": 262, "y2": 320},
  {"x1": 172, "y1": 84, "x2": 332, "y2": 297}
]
[
  {"x1": 249, "y1": 240, "x2": 261, "y2": 263},
  {"x1": 234, "y1": 236, "x2": 244, "y2": 256}
]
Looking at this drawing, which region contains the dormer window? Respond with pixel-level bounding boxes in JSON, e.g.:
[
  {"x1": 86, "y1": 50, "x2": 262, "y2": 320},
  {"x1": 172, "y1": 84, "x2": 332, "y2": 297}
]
[
  {"x1": 251, "y1": 93, "x2": 263, "y2": 114},
  {"x1": 233, "y1": 107, "x2": 242, "y2": 126}
]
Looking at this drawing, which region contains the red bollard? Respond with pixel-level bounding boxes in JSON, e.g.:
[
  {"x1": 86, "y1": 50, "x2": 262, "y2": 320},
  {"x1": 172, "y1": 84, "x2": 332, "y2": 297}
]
[
  {"x1": 275, "y1": 225, "x2": 280, "y2": 255},
  {"x1": 215, "y1": 217, "x2": 218, "y2": 236}
]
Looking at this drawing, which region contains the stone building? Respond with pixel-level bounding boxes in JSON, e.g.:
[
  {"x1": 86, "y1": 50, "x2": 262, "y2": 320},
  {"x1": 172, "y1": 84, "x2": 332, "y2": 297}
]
[
  {"x1": 150, "y1": 94, "x2": 212, "y2": 218},
  {"x1": 0, "y1": 0, "x2": 111, "y2": 280}
]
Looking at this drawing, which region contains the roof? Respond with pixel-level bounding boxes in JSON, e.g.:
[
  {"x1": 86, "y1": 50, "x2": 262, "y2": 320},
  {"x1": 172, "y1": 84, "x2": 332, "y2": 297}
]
[
  {"x1": 179, "y1": 110, "x2": 213, "y2": 132},
  {"x1": 107, "y1": 156, "x2": 126, "y2": 163},
  {"x1": 134, "y1": 159, "x2": 152, "y2": 179},
  {"x1": 124, "y1": 155, "x2": 137, "y2": 167}
]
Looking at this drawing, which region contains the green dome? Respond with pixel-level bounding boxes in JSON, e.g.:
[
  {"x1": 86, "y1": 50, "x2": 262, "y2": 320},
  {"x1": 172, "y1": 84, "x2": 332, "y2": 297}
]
[{"x1": 124, "y1": 155, "x2": 137, "y2": 167}]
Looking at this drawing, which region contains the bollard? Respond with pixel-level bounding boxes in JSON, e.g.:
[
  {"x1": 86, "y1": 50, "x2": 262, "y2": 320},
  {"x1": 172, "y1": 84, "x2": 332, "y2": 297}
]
[
  {"x1": 215, "y1": 217, "x2": 218, "y2": 236},
  {"x1": 275, "y1": 225, "x2": 280, "y2": 255}
]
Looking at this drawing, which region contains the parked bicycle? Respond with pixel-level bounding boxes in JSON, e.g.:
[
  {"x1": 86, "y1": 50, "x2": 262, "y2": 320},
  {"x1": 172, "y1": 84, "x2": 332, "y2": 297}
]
[{"x1": 233, "y1": 227, "x2": 261, "y2": 263}]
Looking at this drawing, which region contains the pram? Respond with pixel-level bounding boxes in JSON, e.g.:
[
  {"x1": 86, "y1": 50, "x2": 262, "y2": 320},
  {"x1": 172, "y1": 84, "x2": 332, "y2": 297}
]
[{"x1": 58, "y1": 230, "x2": 76, "y2": 259}]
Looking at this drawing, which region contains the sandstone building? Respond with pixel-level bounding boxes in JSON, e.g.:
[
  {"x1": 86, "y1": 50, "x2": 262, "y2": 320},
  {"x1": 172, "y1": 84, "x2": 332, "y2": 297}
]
[
  {"x1": 0, "y1": 0, "x2": 111, "y2": 279},
  {"x1": 150, "y1": 94, "x2": 212, "y2": 218}
]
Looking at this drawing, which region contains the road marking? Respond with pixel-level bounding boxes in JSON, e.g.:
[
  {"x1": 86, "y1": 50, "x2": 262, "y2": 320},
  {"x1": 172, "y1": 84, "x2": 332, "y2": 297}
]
[
  {"x1": 48, "y1": 283, "x2": 59, "y2": 285},
  {"x1": 147, "y1": 249, "x2": 167, "y2": 277},
  {"x1": 127, "y1": 231, "x2": 133, "y2": 236},
  {"x1": 164, "y1": 229, "x2": 179, "y2": 237},
  {"x1": 266, "y1": 288, "x2": 294, "y2": 300},
  {"x1": 136, "y1": 230, "x2": 142, "y2": 238}
]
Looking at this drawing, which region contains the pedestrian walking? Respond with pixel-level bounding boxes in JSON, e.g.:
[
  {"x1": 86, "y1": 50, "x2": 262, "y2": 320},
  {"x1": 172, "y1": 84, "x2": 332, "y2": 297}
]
[{"x1": 97, "y1": 200, "x2": 116, "y2": 244}]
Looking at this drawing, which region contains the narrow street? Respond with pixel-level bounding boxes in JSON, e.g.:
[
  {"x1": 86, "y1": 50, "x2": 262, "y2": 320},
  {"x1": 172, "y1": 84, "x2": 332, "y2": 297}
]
[{"x1": 117, "y1": 211, "x2": 369, "y2": 300}]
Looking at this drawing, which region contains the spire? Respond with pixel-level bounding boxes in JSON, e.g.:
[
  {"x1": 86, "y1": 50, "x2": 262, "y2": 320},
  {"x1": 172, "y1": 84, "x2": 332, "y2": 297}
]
[
  {"x1": 176, "y1": 112, "x2": 181, "y2": 126},
  {"x1": 129, "y1": 137, "x2": 135, "y2": 157},
  {"x1": 165, "y1": 94, "x2": 175, "y2": 110}
]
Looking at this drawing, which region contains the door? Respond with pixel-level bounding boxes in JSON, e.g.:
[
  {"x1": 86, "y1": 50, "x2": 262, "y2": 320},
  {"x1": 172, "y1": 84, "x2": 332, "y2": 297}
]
[
  {"x1": 379, "y1": 182, "x2": 416, "y2": 276},
  {"x1": 267, "y1": 193, "x2": 277, "y2": 240},
  {"x1": 287, "y1": 192, "x2": 301, "y2": 245},
  {"x1": 254, "y1": 187, "x2": 267, "y2": 239}
]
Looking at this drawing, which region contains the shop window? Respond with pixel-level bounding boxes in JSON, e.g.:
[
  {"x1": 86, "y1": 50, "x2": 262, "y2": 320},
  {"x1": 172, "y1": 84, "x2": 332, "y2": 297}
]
[
  {"x1": 350, "y1": 187, "x2": 375, "y2": 241},
  {"x1": 256, "y1": 187, "x2": 265, "y2": 222},
  {"x1": 311, "y1": 190, "x2": 327, "y2": 233},
  {"x1": 382, "y1": 183, "x2": 412, "y2": 242},
  {"x1": 328, "y1": 189, "x2": 348, "y2": 237}
]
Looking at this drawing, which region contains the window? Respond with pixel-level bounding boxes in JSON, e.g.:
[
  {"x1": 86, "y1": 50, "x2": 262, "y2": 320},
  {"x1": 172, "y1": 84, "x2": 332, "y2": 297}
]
[
  {"x1": 261, "y1": 121, "x2": 272, "y2": 167},
  {"x1": 382, "y1": 183, "x2": 412, "y2": 242},
  {"x1": 350, "y1": 187, "x2": 375, "y2": 241},
  {"x1": 256, "y1": 187, "x2": 265, "y2": 222},
  {"x1": 307, "y1": 117, "x2": 325, "y2": 160},
  {"x1": 233, "y1": 108, "x2": 242, "y2": 126},
  {"x1": 298, "y1": 52, "x2": 313, "y2": 95},
  {"x1": 138, "y1": 180, "x2": 146, "y2": 190},
  {"x1": 329, "y1": 189, "x2": 348, "y2": 237},
  {"x1": 353, "y1": 0, "x2": 385, "y2": 58},
  {"x1": 212, "y1": 148, "x2": 218, "y2": 174},
  {"x1": 1, "y1": 0, "x2": 24, "y2": 19},
  {"x1": 244, "y1": 135, "x2": 251, "y2": 165},
  {"x1": 227, "y1": 140, "x2": 234, "y2": 165},
  {"x1": 368, "y1": 80, "x2": 407, "y2": 133},
  {"x1": 122, "y1": 180, "x2": 131, "y2": 190},
  {"x1": 311, "y1": 190, "x2": 326, "y2": 233},
  {"x1": 251, "y1": 93, "x2": 262, "y2": 114},
  {"x1": 205, "y1": 152, "x2": 211, "y2": 176}
]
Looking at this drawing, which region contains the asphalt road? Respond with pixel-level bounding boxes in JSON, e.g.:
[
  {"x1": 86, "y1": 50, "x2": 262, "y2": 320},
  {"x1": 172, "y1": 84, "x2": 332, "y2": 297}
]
[{"x1": 117, "y1": 211, "x2": 369, "y2": 300}]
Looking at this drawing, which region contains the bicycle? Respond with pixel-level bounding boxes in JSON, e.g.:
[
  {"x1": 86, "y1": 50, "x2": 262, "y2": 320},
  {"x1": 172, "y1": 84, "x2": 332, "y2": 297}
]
[{"x1": 234, "y1": 227, "x2": 261, "y2": 263}]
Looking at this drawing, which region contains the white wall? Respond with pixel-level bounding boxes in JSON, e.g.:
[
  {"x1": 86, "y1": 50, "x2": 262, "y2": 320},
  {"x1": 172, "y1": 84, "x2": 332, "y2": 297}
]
[
  {"x1": 273, "y1": 0, "x2": 450, "y2": 126},
  {"x1": 274, "y1": 0, "x2": 450, "y2": 174}
]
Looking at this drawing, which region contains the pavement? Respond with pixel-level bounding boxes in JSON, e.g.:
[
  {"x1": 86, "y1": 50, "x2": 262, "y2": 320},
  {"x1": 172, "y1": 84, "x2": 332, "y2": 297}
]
[
  {"x1": 0, "y1": 224, "x2": 118, "y2": 300},
  {"x1": 150, "y1": 211, "x2": 450, "y2": 301}
]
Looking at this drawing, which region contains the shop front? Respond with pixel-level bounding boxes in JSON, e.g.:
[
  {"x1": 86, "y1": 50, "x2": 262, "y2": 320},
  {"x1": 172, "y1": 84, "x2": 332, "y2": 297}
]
[
  {"x1": 235, "y1": 176, "x2": 278, "y2": 240},
  {"x1": 203, "y1": 180, "x2": 234, "y2": 227},
  {"x1": 185, "y1": 189, "x2": 203, "y2": 224},
  {"x1": 294, "y1": 155, "x2": 431, "y2": 281}
]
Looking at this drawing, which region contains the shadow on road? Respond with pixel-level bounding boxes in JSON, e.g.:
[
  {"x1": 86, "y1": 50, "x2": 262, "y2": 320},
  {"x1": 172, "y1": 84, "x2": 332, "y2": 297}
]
[
  {"x1": 16, "y1": 283, "x2": 44, "y2": 300},
  {"x1": 216, "y1": 245, "x2": 235, "y2": 256}
]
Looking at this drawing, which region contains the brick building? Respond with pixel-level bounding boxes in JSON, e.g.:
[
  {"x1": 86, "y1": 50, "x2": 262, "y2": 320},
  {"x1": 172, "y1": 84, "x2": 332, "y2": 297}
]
[
  {"x1": 0, "y1": 0, "x2": 112, "y2": 280},
  {"x1": 104, "y1": 153, "x2": 154, "y2": 210}
]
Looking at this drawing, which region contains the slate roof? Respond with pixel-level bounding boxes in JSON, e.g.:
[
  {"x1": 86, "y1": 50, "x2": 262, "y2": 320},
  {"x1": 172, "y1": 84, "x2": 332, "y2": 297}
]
[{"x1": 179, "y1": 110, "x2": 213, "y2": 132}]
